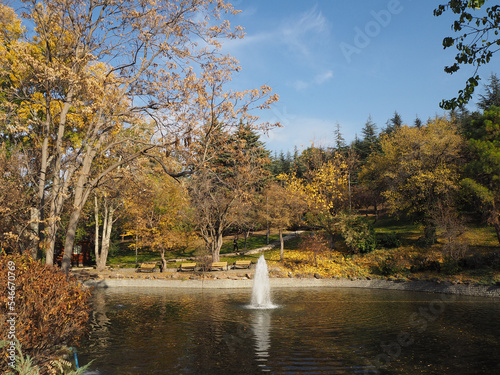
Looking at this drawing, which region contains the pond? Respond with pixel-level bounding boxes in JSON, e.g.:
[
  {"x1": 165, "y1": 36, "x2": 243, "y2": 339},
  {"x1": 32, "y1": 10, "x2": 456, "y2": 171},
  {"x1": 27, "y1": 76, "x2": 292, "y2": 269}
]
[{"x1": 78, "y1": 287, "x2": 500, "y2": 374}]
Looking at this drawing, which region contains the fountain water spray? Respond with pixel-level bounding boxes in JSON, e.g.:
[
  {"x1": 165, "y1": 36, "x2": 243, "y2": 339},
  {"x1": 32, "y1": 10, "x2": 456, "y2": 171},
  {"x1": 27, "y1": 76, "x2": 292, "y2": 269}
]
[{"x1": 249, "y1": 255, "x2": 276, "y2": 309}]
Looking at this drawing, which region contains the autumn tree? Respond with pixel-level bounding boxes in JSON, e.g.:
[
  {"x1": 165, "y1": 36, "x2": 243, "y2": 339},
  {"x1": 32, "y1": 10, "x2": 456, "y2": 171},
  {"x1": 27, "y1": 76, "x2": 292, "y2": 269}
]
[
  {"x1": 361, "y1": 118, "x2": 464, "y2": 242},
  {"x1": 260, "y1": 182, "x2": 303, "y2": 261},
  {"x1": 122, "y1": 159, "x2": 192, "y2": 271},
  {"x1": 0, "y1": 5, "x2": 36, "y2": 254},
  {"x1": 0, "y1": 1, "x2": 277, "y2": 272},
  {"x1": 0, "y1": 145, "x2": 34, "y2": 253},
  {"x1": 92, "y1": 178, "x2": 126, "y2": 272},
  {"x1": 189, "y1": 124, "x2": 270, "y2": 262},
  {"x1": 435, "y1": 0, "x2": 500, "y2": 109},
  {"x1": 279, "y1": 152, "x2": 350, "y2": 239}
]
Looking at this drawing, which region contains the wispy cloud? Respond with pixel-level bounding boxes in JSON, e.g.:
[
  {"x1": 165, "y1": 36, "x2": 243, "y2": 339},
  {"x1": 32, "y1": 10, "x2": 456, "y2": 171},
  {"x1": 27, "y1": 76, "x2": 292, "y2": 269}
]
[
  {"x1": 222, "y1": 5, "x2": 331, "y2": 64},
  {"x1": 314, "y1": 70, "x2": 333, "y2": 84},
  {"x1": 279, "y1": 5, "x2": 329, "y2": 61},
  {"x1": 291, "y1": 70, "x2": 334, "y2": 91},
  {"x1": 263, "y1": 115, "x2": 337, "y2": 152}
]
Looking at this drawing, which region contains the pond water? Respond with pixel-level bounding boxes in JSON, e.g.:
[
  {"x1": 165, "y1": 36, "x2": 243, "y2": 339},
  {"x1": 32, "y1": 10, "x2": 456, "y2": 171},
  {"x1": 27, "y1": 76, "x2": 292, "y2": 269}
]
[{"x1": 78, "y1": 287, "x2": 500, "y2": 375}]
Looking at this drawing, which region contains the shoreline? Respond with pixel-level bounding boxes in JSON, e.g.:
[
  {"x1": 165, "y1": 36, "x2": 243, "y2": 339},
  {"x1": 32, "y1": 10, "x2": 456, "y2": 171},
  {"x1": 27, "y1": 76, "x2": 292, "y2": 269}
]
[{"x1": 83, "y1": 276, "x2": 500, "y2": 298}]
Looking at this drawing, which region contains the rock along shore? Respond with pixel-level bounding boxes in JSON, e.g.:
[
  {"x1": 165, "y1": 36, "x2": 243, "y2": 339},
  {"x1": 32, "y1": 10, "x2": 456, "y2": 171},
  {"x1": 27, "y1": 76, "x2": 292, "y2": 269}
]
[{"x1": 83, "y1": 276, "x2": 500, "y2": 298}]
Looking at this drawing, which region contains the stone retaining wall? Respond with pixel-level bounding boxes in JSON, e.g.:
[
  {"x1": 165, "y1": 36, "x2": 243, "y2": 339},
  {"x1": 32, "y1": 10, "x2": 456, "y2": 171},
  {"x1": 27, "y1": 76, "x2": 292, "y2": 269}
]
[{"x1": 84, "y1": 277, "x2": 500, "y2": 298}]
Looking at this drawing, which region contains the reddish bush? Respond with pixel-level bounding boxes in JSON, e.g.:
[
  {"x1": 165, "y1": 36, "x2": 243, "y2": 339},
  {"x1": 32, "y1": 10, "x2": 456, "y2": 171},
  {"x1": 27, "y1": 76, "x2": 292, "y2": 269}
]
[
  {"x1": 299, "y1": 232, "x2": 331, "y2": 267},
  {"x1": 0, "y1": 253, "x2": 91, "y2": 371}
]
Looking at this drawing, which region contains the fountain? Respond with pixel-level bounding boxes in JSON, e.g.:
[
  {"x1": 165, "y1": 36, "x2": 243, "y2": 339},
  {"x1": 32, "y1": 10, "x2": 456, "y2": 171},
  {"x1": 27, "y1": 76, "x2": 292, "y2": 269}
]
[{"x1": 249, "y1": 255, "x2": 276, "y2": 309}]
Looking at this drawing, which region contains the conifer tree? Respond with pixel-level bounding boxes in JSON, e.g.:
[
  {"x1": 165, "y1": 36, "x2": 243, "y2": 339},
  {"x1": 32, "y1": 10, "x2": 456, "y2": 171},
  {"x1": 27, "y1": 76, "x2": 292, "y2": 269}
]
[
  {"x1": 356, "y1": 116, "x2": 379, "y2": 161},
  {"x1": 414, "y1": 115, "x2": 423, "y2": 129},
  {"x1": 477, "y1": 73, "x2": 500, "y2": 111},
  {"x1": 384, "y1": 111, "x2": 403, "y2": 134}
]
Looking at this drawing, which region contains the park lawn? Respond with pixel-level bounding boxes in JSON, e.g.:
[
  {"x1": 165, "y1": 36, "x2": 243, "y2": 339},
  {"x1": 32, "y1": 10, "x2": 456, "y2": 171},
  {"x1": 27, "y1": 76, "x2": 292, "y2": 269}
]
[
  {"x1": 105, "y1": 216, "x2": 500, "y2": 285},
  {"x1": 106, "y1": 230, "x2": 289, "y2": 268},
  {"x1": 271, "y1": 218, "x2": 500, "y2": 285}
]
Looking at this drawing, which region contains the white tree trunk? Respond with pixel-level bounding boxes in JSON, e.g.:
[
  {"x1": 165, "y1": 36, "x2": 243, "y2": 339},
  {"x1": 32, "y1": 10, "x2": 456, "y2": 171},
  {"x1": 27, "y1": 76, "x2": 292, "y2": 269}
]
[
  {"x1": 94, "y1": 195, "x2": 100, "y2": 267},
  {"x1": 279, "y1": 228, "x2": 284, "y2": 262},
  {"x1": 98, "y1": 203, "x2": 114, "y2": 271}
]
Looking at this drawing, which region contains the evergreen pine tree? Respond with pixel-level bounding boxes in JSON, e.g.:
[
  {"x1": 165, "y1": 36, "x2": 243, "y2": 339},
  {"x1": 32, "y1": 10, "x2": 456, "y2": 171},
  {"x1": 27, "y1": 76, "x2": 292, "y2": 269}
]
[
  {"x1": 478, "y1": 73, "x2": 500, "y2": 111},
  {"x1": 384, "y1": 111, "x2": 403, "y2": 134},
  {"x1": 333, "y1": 122, "x2": 346, "y2": 152},
  {"x1": 414, "y1": 115, "x2": 422, "y2": 128},
  {"x1": 356, "y1": 116, "x2": 379, "y2": 161}
]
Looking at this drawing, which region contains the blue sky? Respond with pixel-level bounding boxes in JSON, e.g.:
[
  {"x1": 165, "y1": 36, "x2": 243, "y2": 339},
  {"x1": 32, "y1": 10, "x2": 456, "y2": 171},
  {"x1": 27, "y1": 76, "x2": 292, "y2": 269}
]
[{"x1": 221, "y1": 0, "x2": 493, "y2": 153}]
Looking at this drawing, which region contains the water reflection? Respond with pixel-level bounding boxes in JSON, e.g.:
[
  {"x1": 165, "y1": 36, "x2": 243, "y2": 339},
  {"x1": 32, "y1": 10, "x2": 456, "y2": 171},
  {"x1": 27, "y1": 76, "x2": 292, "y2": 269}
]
[
  {"x1": 78, "y1": 288, "x2": 500, "y2": 375},
  {"x1": 251, "y1": 310, "x2": 272, "y2": 372}
]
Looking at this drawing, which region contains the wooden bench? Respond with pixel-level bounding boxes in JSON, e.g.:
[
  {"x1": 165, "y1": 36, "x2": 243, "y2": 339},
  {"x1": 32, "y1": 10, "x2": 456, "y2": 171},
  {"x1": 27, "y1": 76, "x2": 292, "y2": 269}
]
[
  {"x1": 233, "y1": 260, "x2": 252, "y2": 269},
  {"x1": 178, "y1": 262, "x2": 197, "y2": 272},
  {"x1": 209, "y1": 261, "x2": 228, "y2": 271},
  {"x1": 137, "y1": 263, "x2": 156, "y2": 273}
]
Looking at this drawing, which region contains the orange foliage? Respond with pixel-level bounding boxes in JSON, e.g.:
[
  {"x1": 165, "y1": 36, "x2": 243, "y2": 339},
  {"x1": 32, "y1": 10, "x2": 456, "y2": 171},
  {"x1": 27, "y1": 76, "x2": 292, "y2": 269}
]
[{"x1": 0, "y1": 254, "x2": 91, "y2": 371}]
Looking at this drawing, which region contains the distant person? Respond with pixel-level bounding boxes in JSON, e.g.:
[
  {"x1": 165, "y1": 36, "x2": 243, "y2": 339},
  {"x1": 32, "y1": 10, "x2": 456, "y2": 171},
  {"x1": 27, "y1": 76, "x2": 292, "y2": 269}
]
[{"x1": 233, "y1": 238, "x2": 239, "y2": 252}]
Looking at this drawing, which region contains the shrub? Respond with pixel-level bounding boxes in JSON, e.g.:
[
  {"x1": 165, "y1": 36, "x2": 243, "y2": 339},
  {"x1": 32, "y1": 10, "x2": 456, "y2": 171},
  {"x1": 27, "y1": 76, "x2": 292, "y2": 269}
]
[
  {"x1": 410, "y1": 254, "x2": 441, "y2": 273},
  {"x1": 0, "y1": 253, "x2": 91, "y2": 373},
  {"x1": 0, "y1": 340, "x2": 92, "y2": 375},
  {"x1": 375, "y1": 254, "x2": 410, "y2": 277},
  {"x1": 441, "y1": 256, "x2": 462, "y2": 275},
  {"x1": 377, "y1": 232, "x2": 401, "y2": 249},
  {"x1": 337, "y1": 213, "x2": 377, "y2": 254},
  {"x1": 298, "y1": 232, "x2": 330, "y2": 267}
]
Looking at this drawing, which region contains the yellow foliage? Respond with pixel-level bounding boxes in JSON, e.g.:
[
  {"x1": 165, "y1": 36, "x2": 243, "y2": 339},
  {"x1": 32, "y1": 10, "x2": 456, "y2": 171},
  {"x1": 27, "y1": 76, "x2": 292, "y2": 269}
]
[
  {"x1": 279, "y1": 153, "x2": 349, "y2": 214},
  {"x1": 361, "y1": 119, "x2": 464, "y2": 216},
  {"x1": 267, "y1": 249, "x2": 369, "y2": 278},
  {"x1": 123, "y1": 162, "x2": 193, "y2": 251}
]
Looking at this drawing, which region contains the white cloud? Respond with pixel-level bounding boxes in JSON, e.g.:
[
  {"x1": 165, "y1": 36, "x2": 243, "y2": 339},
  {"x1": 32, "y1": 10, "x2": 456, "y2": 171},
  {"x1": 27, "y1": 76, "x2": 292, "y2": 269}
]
[
  {"x1": 279, "y1": 6, "x2": 329, "y2": 60},
  {"x1": 222, "y1": 5, "x2": 330, "y2": 61},
  {"x1": 262, "y1": 115, "x2": 337, "y2": 152},
  {"x1": 290, "y1": 70, "x2": 334, "y2": 91},
  {"x1": 314, "y1": 70, "x2": 334, "y2": 84},
  {"x1": 292, "y1": 80, "x2": 309, "y2": 91}
]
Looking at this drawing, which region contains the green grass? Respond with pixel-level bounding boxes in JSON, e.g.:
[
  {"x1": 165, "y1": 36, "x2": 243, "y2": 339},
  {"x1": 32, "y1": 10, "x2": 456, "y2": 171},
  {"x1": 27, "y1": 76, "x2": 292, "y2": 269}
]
[
  {"x1": 106, "y1": 231, "x2": 294, "y2": 268},
  {"x1": 105, "y1": 216, "x2": 500, "y2": 285},
  {"x1": 220, "y1": 234, "x2": 280, "y2": 254}
]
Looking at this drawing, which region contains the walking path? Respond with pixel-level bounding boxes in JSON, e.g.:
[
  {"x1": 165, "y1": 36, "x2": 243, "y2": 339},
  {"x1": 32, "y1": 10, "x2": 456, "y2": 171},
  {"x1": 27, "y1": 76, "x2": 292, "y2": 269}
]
[{"x1": 223, "y1": 231, "x2": 303, "y2": 257}]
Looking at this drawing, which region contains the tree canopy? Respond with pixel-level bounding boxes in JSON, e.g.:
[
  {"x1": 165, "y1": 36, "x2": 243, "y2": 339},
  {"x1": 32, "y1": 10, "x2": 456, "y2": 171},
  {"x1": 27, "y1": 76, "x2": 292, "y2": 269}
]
[{"x1": 435, "y1": 0, "x2": 500, "y2": 109}]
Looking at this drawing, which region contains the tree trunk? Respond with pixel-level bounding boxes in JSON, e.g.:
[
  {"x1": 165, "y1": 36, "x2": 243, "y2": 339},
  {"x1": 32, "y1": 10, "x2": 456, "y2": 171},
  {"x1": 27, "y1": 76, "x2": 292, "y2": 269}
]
[
  {"x1": 211, "y1": 232, "x2": 223, "y2": 262},
  {"x1": 279, "y1": 228, "x2": 284, "y2": 261},
  {"x1": 61, "y1": 139, "x2": 97, "y2": 272},
  {"x1": 62, "y1": 208, "x2": 81, "y2": 273},
  {"x1": 98, "y1": 203, "x2": 108, "y2": 270},
  {"x1": 489, "y1": 206, "x2": 500, "y2": 245},
  {"x1": 94, "y1": 195, "x2": 100, "y2": 267},
  {"x1": 35, "y1": 113, "x2": 51, "y2": 260},
  {"x1": 97, "y1": 204, "x2": 114, "y2": 271},
  {"x1": 493, "y1": 221, "x2": 500, "y2": 246},
  {"x1": 244, "y1": 230, "x2": 250, "y2": 251},
  {"x1": 160, "y1": 248, "x2": 167, "y2": 272},
  {"x1": 45, "y1": 98, "x2": 74, "y2": 266}
]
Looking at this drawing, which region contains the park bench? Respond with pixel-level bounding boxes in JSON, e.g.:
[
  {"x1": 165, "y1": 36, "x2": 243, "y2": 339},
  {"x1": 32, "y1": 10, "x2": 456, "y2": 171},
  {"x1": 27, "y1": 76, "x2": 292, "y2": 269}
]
[
  {"x1": 178, "y1": 262, "x2": 197, "y2": 272},
  {"x1": 137, "y1": 263, "x2": 156, "y2": 273},
  {"x1": 209, "y1": 261, "x2": 228, "y2": 271},
  {"x1": 233, "y1": 260, "x2": 252, "y2": 269}
]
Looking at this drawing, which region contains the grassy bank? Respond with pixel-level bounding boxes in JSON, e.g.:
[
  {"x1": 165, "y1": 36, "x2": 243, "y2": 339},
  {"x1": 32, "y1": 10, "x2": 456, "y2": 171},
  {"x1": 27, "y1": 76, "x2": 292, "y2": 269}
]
[
  {"x1": 104, "y1": 218, "x2": 500, "y2": 286},
  {"x1": 106, "y1": 231, "x2": 284, "y2": 268}
]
